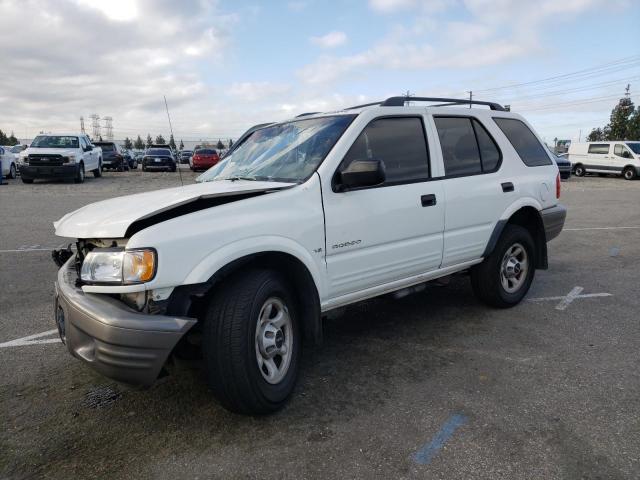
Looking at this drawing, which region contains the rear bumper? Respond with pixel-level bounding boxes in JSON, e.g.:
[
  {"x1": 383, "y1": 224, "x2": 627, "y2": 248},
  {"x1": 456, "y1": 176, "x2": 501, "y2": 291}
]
[
  {"x1": 54, "y1": 258, "x2": 196, "y2": 386},
  {"x1": 102, "y1": 158, "x2": 124, "y2": 169},
  {"x1": 20, "y1": 164, "x2": 78, "y2": 179},
  {"x1": 541, "y1": 204, "x2": 567, "y2": 242}
]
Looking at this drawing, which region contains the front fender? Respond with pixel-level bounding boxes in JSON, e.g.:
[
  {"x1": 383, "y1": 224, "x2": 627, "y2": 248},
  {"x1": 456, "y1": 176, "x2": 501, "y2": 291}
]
[{"x1": 182, "y1": 235, "x2": 327, "y2": 300}]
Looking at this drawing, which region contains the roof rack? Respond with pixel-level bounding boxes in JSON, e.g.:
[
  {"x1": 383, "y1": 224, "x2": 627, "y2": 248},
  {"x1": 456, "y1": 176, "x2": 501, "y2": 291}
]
[
  {"x1": 295, "y1": 112, "x2": 321, "y2": 117},
  {"x1": 381, "y1": 96, "x2": 506, "y2": 111},
  {"x1": 344, "y1": 96, "x2": 505, "y2": 111}
]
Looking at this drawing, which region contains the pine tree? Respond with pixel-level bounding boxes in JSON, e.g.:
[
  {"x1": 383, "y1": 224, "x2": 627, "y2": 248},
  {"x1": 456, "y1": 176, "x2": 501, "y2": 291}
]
[
  {"x1": 228, "y1": 139, "x2": 233, "y2": 148},
  {"x1": 0, "y1": 130, "x2": 7, "y2": 144},
  {"x1": 169, "y1": 134, "x2": 176, "y2": 150},
  {"x1": 8, "y1": 131, "x2": 18, "y2": 145},
  {"x1": 134, "y1": 135, "x2": 144, "y2": 150},
  {"x1": 155, "y1": 134, "x2": 166, "y2": 144},
  {"x1": 123, "y1": 137, "x2": 133, "y2": 149},
  {"x1": 179, "y1": 139, "x2": 184, "y2": 150},
  {"x1": 146, "y1": 134, "x2": 153, "y2": 148},
  {"x1": 627, "y1": 107, "x2": 640, "y2": 140},
  {"x1": 216, "y1": 139, "x2": 224, "y2": 150},
  {"x1": 586, "y1": 128, "x2": 604, "y2": 142}
]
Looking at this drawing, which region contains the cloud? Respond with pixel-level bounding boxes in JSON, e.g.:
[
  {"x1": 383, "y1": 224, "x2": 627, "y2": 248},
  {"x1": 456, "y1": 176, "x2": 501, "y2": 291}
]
[
  {"x1": 227, "y1": 82, "x2": 292, "y2": 102},
  {"x1": 310, "y1": 31, "x2": 348, "y2": 48},
  {"x1": 288, "y1": 1, "x2": 310, "y2": 11}
]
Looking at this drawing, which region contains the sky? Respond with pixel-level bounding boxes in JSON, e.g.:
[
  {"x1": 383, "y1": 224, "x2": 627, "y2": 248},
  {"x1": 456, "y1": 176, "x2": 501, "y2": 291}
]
[{"x1": 0, "y1": 0, "x2": 639, "y2": 145}]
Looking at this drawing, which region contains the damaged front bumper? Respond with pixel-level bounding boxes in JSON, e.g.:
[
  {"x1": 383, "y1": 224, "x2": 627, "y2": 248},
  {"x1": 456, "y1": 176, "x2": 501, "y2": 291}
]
[{"x1": 54, "y1": 257, "x2": 196, "y2": 386}]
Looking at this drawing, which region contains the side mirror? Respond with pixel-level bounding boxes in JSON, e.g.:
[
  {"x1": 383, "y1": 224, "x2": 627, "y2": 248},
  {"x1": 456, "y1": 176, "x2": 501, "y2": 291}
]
[
  {"x1": 84, "y1": 145, "x2": 93, "y2": 152},
  {"x1": 337, "y1": 159, "x2": 386, "y2": 191},
  {"x1": 623, "y1": 150, "x2": 631, "y2": 158}
]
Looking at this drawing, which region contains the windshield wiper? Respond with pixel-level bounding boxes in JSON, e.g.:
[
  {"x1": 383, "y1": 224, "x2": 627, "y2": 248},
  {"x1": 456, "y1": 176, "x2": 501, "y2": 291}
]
[{"x1": 224, "y1": 175, "x2": 258, "y2": 182}]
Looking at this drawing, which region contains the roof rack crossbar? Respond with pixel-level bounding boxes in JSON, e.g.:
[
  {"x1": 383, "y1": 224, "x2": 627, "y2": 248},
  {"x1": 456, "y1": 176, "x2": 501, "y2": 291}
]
[
  {"x1": 344, "y1": 101, "x2": 383, "y2": 110},
  {"x1": 381, "y1": 96, "x2": 505, "y2": 111},
  {"x1": 295, "y1": 112, "x2": 321, "y2": 117}
]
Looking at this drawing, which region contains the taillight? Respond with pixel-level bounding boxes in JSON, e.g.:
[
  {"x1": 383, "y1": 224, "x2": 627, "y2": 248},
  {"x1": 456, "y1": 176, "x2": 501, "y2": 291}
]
[{"x1": 556, "y1": 173, "x2": 561, "y2": 199}]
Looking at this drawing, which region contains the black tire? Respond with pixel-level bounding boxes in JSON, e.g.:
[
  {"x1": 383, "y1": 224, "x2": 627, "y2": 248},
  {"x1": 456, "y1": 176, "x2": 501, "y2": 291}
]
[
  {"x1": 203, "y1": 269, "x2": 301, "y2": 414},
  {"x1": 170, "y1": 164, "x2": 176, "y2": 172},
  {"x1": 471, "y1": 225, "x2": 536, "y2": 308},
  {"x1": 574, "y1": 164, "x2": 586, "y2": 177},
  {"x1": 623, "y1": 166, "x2": 636, "y2": 181},
  {"x1": 93, "y1": 161, "x2": 102, "y2": 178},
  {"x1": 142, "y1": 164, "x2": 147, "y2": 172},
  {"x1": 8, "y1": 163, "x2": 16, "y2": 179},
  {"x1": 74, "y1": 163, "x2": 85, "y2": 183},
  {"x1": 132, "y1": 160, "x2": 138, "y2": 169},
  {"x1": 22, "y1": 177, "x2": 34, "y2": 184}
]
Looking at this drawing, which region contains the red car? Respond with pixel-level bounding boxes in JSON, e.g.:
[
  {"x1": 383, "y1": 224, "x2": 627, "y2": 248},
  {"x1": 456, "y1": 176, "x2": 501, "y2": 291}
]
[{"x1": 190, "y1": 148, "x2": 219, "y2": 171}]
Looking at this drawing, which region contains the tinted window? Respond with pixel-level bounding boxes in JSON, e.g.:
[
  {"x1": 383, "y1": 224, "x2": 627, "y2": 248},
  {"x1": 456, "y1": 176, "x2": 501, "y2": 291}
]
[
  {"x1": 340, "y1": 117, "x2": 429, "y2": 184},
  {"x1": 94, "y1": 142, "x2": 116, "y2": 151},
  {"x1": 494, "y1": 118, "x2": 551, "y2": 166},
  {"x1": 196, "y1": 149, "x2": 217, "y2": 154},
  {"x1": 626, "y1": 143, "x2": 640, "y2": 154},
  {"x1": 473, "y1": 119, "x2": 501, "y2": 171},
  {"x1": 435, "y1": 117, "x2": 481, "y2": 176},
  {"x1": 146, "y1": 149, "x2": 171, "y2": 156},
  {"x1": 589, "y1": 143, "x2": 610, "y2": 154}
]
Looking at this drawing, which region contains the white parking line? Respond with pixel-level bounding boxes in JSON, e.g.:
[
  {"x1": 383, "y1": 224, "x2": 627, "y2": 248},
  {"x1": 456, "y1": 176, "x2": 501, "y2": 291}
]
[
  {"x1": 564, "y1": 226, "x2": 640, "y2": 231},
  {"x1": 527, "y1": 286, "x2": 612, "y2": 311},
  {"x1": 0, "y1": 329, "x2": 60, "y2": 349}
]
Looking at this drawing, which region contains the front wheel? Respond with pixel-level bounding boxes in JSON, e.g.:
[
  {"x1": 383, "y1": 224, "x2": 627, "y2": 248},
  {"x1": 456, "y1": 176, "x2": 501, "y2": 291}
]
[
  {"x1": 623, "y1": 166, "x2": 636, "y2": 181},
  {"x1": 93, "y1": 161, "x2": 102, "y2": 177},
  {"x1": 471, "y1": 225, "x2": 535, "y2": 308},
  {"x1": 74, "y1": 163, "x2": 85, "y2": 183},
  {"x1": 203, "y1": 269, "x2": 301, "y2": 414},
  {"x1": 8, "y1": 163, "x2": 16, "y2": 179}
]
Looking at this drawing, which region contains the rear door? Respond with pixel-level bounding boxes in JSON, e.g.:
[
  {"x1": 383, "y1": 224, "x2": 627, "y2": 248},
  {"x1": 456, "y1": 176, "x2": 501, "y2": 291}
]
[
  {"x1": 323, "y1": 116, "x2": 445, "y2": 298},
  {"x1": 432, "y1": 115, "x2": 510, "y2": 267}
]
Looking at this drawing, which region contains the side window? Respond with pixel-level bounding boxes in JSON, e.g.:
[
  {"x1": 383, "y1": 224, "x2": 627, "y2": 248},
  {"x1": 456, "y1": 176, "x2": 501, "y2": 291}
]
[
  {"x1": 79, "y1": 137, "x2": 87, "y2": 150},
  {"x1": 340, "y1": 117, "x2": 429, "y2": 184},
  {"x1": 494, "y1": 118, "x2": 552, "y2": 166},
  {"x1": 614, "y1": 145, "x2": 623, "y2": 156},
  {"x1": 473, "y1": 119, "x2": 501, "y2": 172},
  {"x1": 434, "y1": 117, "x2": 481, "y2": 176},
  {"x1": 588, "y1": 143, "x2": 609, "y2": 154}
]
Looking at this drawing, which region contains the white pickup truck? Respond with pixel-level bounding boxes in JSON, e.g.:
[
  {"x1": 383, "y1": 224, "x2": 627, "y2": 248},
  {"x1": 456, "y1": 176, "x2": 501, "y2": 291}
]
[
  {"x1": 52, "y1": 96, "x2": 566, "y2": 414},
  {"x1": 20, "y1": 133, "x2": 102, "y2": 183}
]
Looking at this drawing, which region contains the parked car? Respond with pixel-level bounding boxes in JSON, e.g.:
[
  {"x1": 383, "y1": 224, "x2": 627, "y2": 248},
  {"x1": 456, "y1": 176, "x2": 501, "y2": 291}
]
[
  {"x1": 568, "y1": 141, "x2": 640, "y2": 180},
  {"x1": 0, "y1": 146, "x2": 17, "y2": 179},
  {"x1": 123, "y1": 150, "x2": 138, "y2": 169},
  {"x1": 546, "y1": 146, "x2": 571, "y2": 180},
  {"x1": 190, "y1": 148, "x2": 219, "y2": 171},
  {"x1": 20, "y1": 134, "x2": 102, "y2": 183},
  {"x1": 52, "y1": 95, "x2": 565, "y2": 414},
  {"x1": 142, "y1": 147, "x2": 176, "y2": 172},
  {"x1": 93, "y1": 142, "x2": 128, "y2": 172},
  {"x1": 179, "y1": 150, "x2": 193, "y2": 164}
]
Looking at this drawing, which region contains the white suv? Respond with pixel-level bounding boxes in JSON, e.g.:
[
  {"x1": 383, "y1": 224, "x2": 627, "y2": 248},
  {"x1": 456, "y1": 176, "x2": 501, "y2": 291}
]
[{"x1": 52, "y1": 96, "x2": 566, "y2": 414}]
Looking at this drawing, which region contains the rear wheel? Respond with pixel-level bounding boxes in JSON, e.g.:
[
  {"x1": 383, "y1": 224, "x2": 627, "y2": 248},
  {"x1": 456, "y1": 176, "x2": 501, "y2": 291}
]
[
  {"x1": 74, "y1": 163, "x2": 85, "y2": 183},
  {"x1": 574, "y1": 164, "x2": 586, "y2": 177},
  {"x1": 142, "y1": 164, "x2": 147, "y2": 172},
  {"x1": 93, "y1": 161, "x2": 102, "y2": 177},
  {"x1": 471, "y1": 225, "x2": 535, "y2": 308},
  {"x1": 8, "y1": 163, "x2": 16, "y2": 179},
  {"x1": 623, "y1": 166, "x2": 636, "y2": 180},
  {"x1": 203, "y1": 269, "x2": 301, "y2": 414}
]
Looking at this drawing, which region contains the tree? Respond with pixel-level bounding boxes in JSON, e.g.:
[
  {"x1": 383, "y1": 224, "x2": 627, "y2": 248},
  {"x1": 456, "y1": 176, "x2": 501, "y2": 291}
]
[
  {"x1": 99, "y1": 135, "x2": 103, "y2": 142},
  {"x1": 586, "y1": 128, "x2": 604, "y2": 142},
  {"x1": 216, "y1": 139, "x2": 224, "y2": 150},
  {"x1": 169, "y1": 134, "x2": 176, "y2": 150},
  {"x1": 123, "y1": 137, "x2": 133, "y2": 150},
  {"x1": 628, "y1": 107, "x2": 640, "y2": 140},
  {"x1": 179, "y1": 139, "x2": 184, "y2": 150},
  {"x1": 608, "y1": 94, "x2": 635, "y2": 140},
  {"x1": 228, "y1": 139, "x2": 233, "y2": 148},
  {"x1": 0, "y1": 130, "x2": 7, "y2": 144},
  {"x1": 155, "y1": 134, "x2": 166, "y2": 144},
  {"x1": 146, "y1": 134, "x2": 153, "y2": 148},
  {"x1": 134, "y1": 135, "x2": 144, "y2": 150},
  {"x1": 8, "y1": 131, "x2": 18, "y2": 145}
]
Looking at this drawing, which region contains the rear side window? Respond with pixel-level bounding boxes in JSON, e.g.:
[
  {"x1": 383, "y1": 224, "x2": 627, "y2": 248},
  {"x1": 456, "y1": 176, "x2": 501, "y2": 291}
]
[
  {"x1": 434, "y1": 117, "x2": 501, "y2": 176},
  {"x1": 340, "y1": 117, "x2": 430, "y2": 184},
  {"x1": 494, "y1": 118, "x2": 551, "y2": 167},
  {"x1": 588, "y1": 144, "x2": 609, "y2": 154}
]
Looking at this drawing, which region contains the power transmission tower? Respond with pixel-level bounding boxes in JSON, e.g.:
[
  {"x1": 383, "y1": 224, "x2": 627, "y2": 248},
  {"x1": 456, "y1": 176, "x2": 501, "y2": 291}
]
[
  {"x1": 80, "y1": 116, "x2": 85, "y2": 134},
  {"x1": 89, "y1": 114, "x2": 101, "y2": 139},
  {"x1": 103, "y1": 116, "x2": 113, "y2": 140}
]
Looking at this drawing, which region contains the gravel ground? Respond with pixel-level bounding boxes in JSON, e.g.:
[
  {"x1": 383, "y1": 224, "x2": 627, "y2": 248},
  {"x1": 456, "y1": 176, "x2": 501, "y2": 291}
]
[{"x1": 1, "y1": 172, "x2": 639, "y2": 479}]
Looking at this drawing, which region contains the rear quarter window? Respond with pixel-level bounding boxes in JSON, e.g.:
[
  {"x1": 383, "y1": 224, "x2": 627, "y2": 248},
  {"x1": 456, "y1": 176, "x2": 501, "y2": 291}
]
[
  {"x1": 493, "y1": 118, "x2": 552, "y2": 167},
  {"x1": 588, "y1": 144, "x2": 610, "y2": 154}
]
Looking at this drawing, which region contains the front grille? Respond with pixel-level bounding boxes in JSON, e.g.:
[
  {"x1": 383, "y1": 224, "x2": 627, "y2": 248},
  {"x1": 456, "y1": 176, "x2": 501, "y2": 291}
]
[{"x1": 28, "y1": 154, "x2": 65, "y2": 166}]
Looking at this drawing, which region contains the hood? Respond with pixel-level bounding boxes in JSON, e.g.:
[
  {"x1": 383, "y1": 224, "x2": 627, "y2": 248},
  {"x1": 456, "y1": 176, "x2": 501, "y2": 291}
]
[{"x1": 54, "y1": 180, "x2": 294, "y2": 239}]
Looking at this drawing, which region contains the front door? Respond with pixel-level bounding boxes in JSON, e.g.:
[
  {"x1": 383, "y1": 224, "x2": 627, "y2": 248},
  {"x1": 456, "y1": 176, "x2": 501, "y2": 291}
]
[{"x1": 322, "y1": 116, "x2": 445, "y2": 298}]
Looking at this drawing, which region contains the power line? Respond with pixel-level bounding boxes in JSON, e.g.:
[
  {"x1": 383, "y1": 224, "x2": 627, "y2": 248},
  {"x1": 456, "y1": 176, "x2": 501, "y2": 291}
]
[{"x1": 518, "y1": 93, "x2": 639, "y2": 113}]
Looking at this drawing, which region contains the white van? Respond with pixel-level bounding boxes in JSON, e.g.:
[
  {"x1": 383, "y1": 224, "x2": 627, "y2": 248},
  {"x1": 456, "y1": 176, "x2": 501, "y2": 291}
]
[{"x1": 568, "y1": 141, "x2": 640, "y2": 180}]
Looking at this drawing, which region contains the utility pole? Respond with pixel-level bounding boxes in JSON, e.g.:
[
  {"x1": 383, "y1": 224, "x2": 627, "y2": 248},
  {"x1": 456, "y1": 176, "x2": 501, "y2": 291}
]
[
  {"x1": 80, "y1": 116, "x2": 85, "y2": 134},
  {"x1": 625, "y1": 83, "x2": 631, "y2": 97},
  {"x1": 403, "y1": 90, "x2": 414, "y2": 106},
  {"x1": 467, "y1": 91, "x2": 473, "y2": 108}
]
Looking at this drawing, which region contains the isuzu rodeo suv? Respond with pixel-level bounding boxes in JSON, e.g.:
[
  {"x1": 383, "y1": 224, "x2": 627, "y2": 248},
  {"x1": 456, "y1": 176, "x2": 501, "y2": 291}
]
[{"x1": 52, "y1": 96, "x2": 566, "y2": 414}]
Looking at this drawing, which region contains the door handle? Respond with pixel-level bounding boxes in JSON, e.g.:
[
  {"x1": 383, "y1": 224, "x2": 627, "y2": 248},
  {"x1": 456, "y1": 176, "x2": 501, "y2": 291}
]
[
  {"x1": 501, "y1": 182, "x2": 514, "y2": 193},
  {"x1": 421, "y1": 194, "x2": 437, "y2": 207}
]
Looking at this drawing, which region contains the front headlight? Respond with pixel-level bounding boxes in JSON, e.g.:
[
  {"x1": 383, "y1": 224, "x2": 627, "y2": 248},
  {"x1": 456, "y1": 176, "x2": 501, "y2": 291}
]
[
  {"x1": 64, "y1": 155, "x2": 76, "y2": 163},
  {"x1": 80, "y1": 248, "x2": 156, "y2": 284}
]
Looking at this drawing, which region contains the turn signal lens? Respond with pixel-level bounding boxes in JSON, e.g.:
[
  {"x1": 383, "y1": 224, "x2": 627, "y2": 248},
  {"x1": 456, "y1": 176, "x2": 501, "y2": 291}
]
[
  {"x1": 123, "y1": 249, "x2": 156, "y2": 283},
  {"x1": 556, "y1": 173, "x2": 561, "y2": 199}
]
